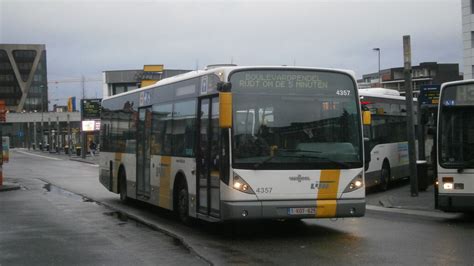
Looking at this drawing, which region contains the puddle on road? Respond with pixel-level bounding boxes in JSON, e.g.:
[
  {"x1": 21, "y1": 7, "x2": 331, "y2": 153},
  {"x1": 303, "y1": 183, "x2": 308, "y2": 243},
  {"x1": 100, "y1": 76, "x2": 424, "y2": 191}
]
[
  {"x1": 102, "y1": 211, "x2": 186, "y2": 249},
  {"x1": 42, "y1": 183, "x2": 94, "y2": 203},
  {"x1": 41, "y1": 182, "x2": 195, "y2": 260}
]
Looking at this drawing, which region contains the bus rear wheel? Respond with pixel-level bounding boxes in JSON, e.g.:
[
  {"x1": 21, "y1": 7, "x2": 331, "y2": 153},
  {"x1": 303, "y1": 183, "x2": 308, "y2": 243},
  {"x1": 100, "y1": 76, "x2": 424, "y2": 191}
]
[
  {"x1": 119, "y1": 168, "x2": 128, "y2": 202},
  {"x1": 380, "y1": 162, "x2": 390, "y2": 191}
]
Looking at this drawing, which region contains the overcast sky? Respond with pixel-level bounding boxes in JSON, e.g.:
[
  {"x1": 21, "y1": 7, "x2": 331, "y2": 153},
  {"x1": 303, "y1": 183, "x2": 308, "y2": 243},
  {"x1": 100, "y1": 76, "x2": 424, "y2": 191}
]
[{"x1": 0, "y1": 0, "x2": 462, "y2": 104}]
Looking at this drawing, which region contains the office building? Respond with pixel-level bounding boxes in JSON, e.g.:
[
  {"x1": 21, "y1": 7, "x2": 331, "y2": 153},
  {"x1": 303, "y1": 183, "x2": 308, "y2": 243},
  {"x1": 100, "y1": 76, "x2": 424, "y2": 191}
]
[
  {"x1": 0, "y1": 44, "x2": 48, "y2": 112},
  {"x1": 102, "y1": 65, "x2": 191, "y2": 98},
  {"x1": 358, "y1": 62, "x2": 462, "y2": 92}
]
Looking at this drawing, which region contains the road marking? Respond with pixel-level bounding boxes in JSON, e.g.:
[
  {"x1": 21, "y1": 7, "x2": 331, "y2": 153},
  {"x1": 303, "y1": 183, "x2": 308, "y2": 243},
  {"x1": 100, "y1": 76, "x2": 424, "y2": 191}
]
[
  {"x1": 366, "y1": 204, "x2": 460, "y2": 219},
  {"x1": 15, "y1": 150, "x2": 63, "y2": 161}
]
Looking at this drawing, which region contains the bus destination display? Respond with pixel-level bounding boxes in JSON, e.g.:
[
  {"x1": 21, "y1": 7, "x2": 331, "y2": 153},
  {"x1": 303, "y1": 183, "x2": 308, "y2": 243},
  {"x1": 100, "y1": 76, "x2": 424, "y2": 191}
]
[{"x1": 81, "y1": 99, "x2": 102, "y2": 119}]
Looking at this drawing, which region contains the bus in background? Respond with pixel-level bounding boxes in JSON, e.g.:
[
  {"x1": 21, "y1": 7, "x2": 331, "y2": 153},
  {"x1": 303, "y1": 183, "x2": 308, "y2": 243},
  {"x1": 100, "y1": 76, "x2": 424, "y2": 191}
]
[
  {"x1": 436, "y1": 80, "x2": 474, "y2": 212},
  {"x1": 99, "y1": 66, "x2": 366, "y2": 222},
  {"x1": 359, "y1": 88, "x2": 417, "y2": 190}
]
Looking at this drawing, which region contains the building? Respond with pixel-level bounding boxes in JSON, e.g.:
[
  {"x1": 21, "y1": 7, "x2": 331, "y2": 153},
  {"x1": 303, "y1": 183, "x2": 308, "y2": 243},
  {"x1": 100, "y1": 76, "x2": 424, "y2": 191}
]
[
  {"x1": 463, "y1": 0, "x2": 474, "y2": 79},
  {"x1": 358, "y1": 62, "x2": 462, "y2": 92},
  {"x1": 0, "y1": 44, "x2": 48, "y2": 112},
  {"x1": 102, "y1": 65, "x2": 191, "y2": 98}
]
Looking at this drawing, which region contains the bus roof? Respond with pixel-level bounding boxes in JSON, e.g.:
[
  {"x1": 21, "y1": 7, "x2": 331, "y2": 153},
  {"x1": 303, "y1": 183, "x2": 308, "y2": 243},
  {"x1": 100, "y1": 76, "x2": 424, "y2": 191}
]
[
  {"x1": 104, "y1": 65, "x2": 357, "y2": 101},
  {"x1": 358, "y1": 88, "x2": 407, "y2": 101},
  {"x1": 440, "y1": 79, "x2": 474, "y2": 90}
]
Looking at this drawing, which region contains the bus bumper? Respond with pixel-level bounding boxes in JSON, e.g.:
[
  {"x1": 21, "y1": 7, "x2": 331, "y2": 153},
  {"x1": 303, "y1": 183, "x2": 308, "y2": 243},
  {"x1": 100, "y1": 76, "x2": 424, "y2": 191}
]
[
  {"x1": 438, "y1": 194, "x2": 474, "y2": 212},
  {"x1": 220, "y1": 199, "x2": 365, "y2": 220}
]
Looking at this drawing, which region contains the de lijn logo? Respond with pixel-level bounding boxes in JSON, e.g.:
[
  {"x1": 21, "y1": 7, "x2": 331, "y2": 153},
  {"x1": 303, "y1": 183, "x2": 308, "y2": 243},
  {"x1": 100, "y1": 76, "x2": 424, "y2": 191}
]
[
  {"x1": 310, "y1": 181, "x2": 334, "y2": 190},
  {"x1": 289, "y1": 174, "x2": 310, "y2": 182}
]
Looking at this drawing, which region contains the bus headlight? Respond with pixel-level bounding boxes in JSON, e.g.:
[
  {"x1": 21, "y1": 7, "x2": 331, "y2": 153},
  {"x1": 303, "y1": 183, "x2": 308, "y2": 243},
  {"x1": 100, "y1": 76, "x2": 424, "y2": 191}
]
[
  {"x1": 233, "y1": 174, "x2": 255, "y2": 194},
  {"x1": 442, "y1": 177, "x2": 453, "y2": 190},
  {"x1": 343, "y1": 174, "x2": 364, "y2": 193}
]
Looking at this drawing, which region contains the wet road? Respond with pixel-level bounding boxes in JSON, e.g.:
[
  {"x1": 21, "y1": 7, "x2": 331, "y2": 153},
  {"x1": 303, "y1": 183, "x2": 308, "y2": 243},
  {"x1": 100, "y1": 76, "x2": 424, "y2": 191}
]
[
  {"x1": 1, "y1": 151, "x2": 207, "y2": 265},
  {"x1": 3, "y1": 150, "x2": 474, "y2": 265}
]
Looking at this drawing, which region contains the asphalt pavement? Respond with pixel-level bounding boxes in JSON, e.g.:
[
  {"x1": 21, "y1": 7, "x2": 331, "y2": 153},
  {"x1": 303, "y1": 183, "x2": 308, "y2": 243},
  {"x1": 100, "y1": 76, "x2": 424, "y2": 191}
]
[{"x1": 0, "y1": 149, "x2": 207, "y2": 265}]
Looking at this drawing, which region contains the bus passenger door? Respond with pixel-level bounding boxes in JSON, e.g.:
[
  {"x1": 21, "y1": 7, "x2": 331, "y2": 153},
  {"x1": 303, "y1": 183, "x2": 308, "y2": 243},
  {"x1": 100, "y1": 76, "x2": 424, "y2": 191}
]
[
  {"x1": 136, "y1": 107, "x2": 152, "y2": 198},
  {"x1": 197, "y1": 97, "x2": 221, "y2": 218}
]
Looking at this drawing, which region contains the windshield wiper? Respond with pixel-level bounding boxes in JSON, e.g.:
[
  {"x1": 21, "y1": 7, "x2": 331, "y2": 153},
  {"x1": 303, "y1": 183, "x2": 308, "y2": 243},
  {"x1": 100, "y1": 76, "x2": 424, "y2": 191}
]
[
  {"x1": 253, "y1": 154, "x2": 276, "y2": 169},
  {"x1": 276, "y1": 153, "x2": 352, "y2": 168},
  {"x1": 278, "y1": 149, "x2": 352, "y2": 168},
  {"x1": 278, "y1": 148, "x2": 322, "y2": 154},
  {"x1": 455, "y1": 159, "x2": 474, "y2": 173}
]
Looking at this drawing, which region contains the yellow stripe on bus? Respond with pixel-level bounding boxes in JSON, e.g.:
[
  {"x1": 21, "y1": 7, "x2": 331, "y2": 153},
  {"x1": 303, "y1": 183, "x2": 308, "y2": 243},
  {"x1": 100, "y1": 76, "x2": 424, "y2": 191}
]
[
  {"x1": 316, "y1": 169, "x2": 341, "y2": 218},
  {"x1": 158, "y1": 156, "x2": 172, "y2": 209}
]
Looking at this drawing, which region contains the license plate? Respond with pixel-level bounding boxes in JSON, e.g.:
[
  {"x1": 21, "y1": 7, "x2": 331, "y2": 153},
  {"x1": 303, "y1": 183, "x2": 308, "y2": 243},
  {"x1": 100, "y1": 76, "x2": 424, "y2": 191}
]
[{"x1": 288, "y1": 207, "x2": 316, "y2": 215}]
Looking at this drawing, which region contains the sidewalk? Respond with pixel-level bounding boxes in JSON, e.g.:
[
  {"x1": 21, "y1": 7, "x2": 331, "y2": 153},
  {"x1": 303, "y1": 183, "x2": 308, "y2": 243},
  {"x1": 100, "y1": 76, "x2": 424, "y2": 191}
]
[
  {"x1": 366, "y1": 179, "x2": 436, "y2": 212},
  {"x1": 22, "y1": 148, "x2": 99, "y2": 165}
]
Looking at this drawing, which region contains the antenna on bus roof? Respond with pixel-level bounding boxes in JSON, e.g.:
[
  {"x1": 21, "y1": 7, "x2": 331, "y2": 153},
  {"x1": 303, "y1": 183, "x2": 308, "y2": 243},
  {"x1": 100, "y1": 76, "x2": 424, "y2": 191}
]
[{"x1": 195, "y1": 59, "x2": 199, "y2": 71}]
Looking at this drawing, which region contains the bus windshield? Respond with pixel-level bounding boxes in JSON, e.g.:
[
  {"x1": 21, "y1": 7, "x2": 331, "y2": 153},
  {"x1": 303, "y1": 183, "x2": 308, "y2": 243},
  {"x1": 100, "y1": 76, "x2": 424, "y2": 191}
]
[
  {"x1": 439, "y1": 84, "x2": 474, "y2": 168},
  {"x1": 230, "y1": 69, "x2": 362, "y2": 170}
]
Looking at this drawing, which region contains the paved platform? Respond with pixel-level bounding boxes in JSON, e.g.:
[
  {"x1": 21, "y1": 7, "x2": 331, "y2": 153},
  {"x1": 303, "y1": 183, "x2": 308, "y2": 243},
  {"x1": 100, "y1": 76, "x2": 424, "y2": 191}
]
[
  {"x1": 21, "y1": 148, "x2": 99, "y2": 165},
  {"x1": 366, "y1": 179, "x2": 437, "y2": 212},
  {"x1": 0, "y1": 182, "x2": 21, "y2": 192}
]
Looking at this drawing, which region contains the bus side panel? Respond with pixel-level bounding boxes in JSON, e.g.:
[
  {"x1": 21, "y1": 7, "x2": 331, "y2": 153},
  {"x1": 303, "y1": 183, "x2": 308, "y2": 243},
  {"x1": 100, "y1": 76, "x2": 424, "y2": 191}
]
[
  {"x1": 365, "y1": 142, "x2": 409, "y2": 187},
  {"x1": 121, "y1": 153, "x2": 137, "y2": 199},
  {"x1": 170, "y1": 156, "x2": 197, "y2": 217},
  {"x1": 148, "y1": 155, "x2": 197, "y2": 216},
  {"x1": 99, "y1": 151, "x2": 115, "y2": 191},
  {"x1": 98, "y1": 152, "x2": 137, "y2": 199}
]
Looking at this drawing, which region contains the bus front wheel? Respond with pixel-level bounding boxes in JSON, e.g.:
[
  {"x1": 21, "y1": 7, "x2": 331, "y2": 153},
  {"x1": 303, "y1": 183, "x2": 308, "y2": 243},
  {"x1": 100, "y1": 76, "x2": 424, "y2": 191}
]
[
  {"x1": 177, "y1": 183, "x2": 191, "y2": 224},
  {"x1": 380, "y1": 162, "x2": 390, "y2": 191},
  {"x1": 119, "y1": 168, "x2": 128, "y2": 202}
]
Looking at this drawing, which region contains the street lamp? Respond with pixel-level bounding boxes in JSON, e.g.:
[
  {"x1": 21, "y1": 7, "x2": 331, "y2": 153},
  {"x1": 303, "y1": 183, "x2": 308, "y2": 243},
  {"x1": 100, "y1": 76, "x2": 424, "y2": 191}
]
[
  {"x1": 40, "y1": 85, "x2": 45, "y2": 150},
  {"x1": 373, "y1": 48, "x2": 381, "y2": 87}
]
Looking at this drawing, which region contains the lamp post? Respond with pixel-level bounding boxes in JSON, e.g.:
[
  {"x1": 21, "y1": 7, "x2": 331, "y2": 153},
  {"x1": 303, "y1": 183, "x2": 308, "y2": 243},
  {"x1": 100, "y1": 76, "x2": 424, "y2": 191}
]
[
  {"x1": 373, "y1": 48, "x2": 381, "y2": 87},
  {"x1": 40, "y1": 85, "x2": 45, "y2": 151}
]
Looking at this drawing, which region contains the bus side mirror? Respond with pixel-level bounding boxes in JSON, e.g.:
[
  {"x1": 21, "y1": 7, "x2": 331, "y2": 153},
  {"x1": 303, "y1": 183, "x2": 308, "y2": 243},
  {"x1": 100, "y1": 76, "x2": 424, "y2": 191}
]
[
  {"x1": 362, "y1": 111, "x2": 372, "y2": 125},
  {"x1": 219, "y1": 92, "x2": 232, "y2": 128},
  {"x1": 364, "y1": 137, "x2": 371, "y2": 164}
]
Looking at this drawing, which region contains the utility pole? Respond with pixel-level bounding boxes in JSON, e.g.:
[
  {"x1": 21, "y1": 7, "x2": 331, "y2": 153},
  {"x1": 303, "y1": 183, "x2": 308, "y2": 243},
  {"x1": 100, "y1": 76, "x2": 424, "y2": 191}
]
[
  {"x1": 81, "y1": 76, "x2": 87, "y2": 159},
  {"x1": 373, "y1": 48, "x2": 381, "y2": 87},
  {"x1": 67, "y1": 113, "x2": 71, "y2": 157},
  {"x1": 403, "y1": 35, "x2": 418, "y2": 197}
]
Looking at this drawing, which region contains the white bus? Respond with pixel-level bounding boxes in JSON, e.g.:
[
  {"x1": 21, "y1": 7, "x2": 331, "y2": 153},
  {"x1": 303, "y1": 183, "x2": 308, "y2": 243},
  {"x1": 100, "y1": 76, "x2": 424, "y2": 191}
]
[
  {"x1": 359, "y1": 88, "x2": 416, "y2": 190},
  {"x1": 436, "y1": 80, "x2": 474, "y2": 212},
  {"x1": 99, "y1": 66, "x2": 366, "y2": 222}
]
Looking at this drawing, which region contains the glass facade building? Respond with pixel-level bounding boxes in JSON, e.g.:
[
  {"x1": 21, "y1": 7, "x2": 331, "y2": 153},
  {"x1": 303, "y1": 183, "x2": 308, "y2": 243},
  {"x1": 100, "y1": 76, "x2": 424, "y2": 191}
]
[{"x1": 0, "y1": 44, "x2": 48, "y2": 112}]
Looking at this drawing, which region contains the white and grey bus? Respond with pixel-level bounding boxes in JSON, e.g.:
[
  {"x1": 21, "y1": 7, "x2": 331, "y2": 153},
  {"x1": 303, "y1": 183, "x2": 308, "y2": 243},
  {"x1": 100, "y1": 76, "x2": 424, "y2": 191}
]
[
  {"x1": 436, "y1": 80, "x2": 474, "y2": 212},
  {"x1": 99, "y1": 66, "x2": 366, "y2": 222},
  {"x1": 359, "y1": 88, "x2": 416, "y2": 190}
]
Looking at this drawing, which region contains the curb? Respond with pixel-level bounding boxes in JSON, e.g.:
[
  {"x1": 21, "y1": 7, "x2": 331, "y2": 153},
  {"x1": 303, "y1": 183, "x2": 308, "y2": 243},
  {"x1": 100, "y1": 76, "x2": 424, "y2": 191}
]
[
  {"x1": 37, "y1": 178, "x2": 213, "y2": 265},
  {"x1": 69, "y1": 158, "x2": 99, "y2": 165},
  {"x1": 366, "y1": 204, "x2": 460, "y2": 219},
  {"x1": 0, "y1": 183, "x2": 21, "y2": 192}
]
